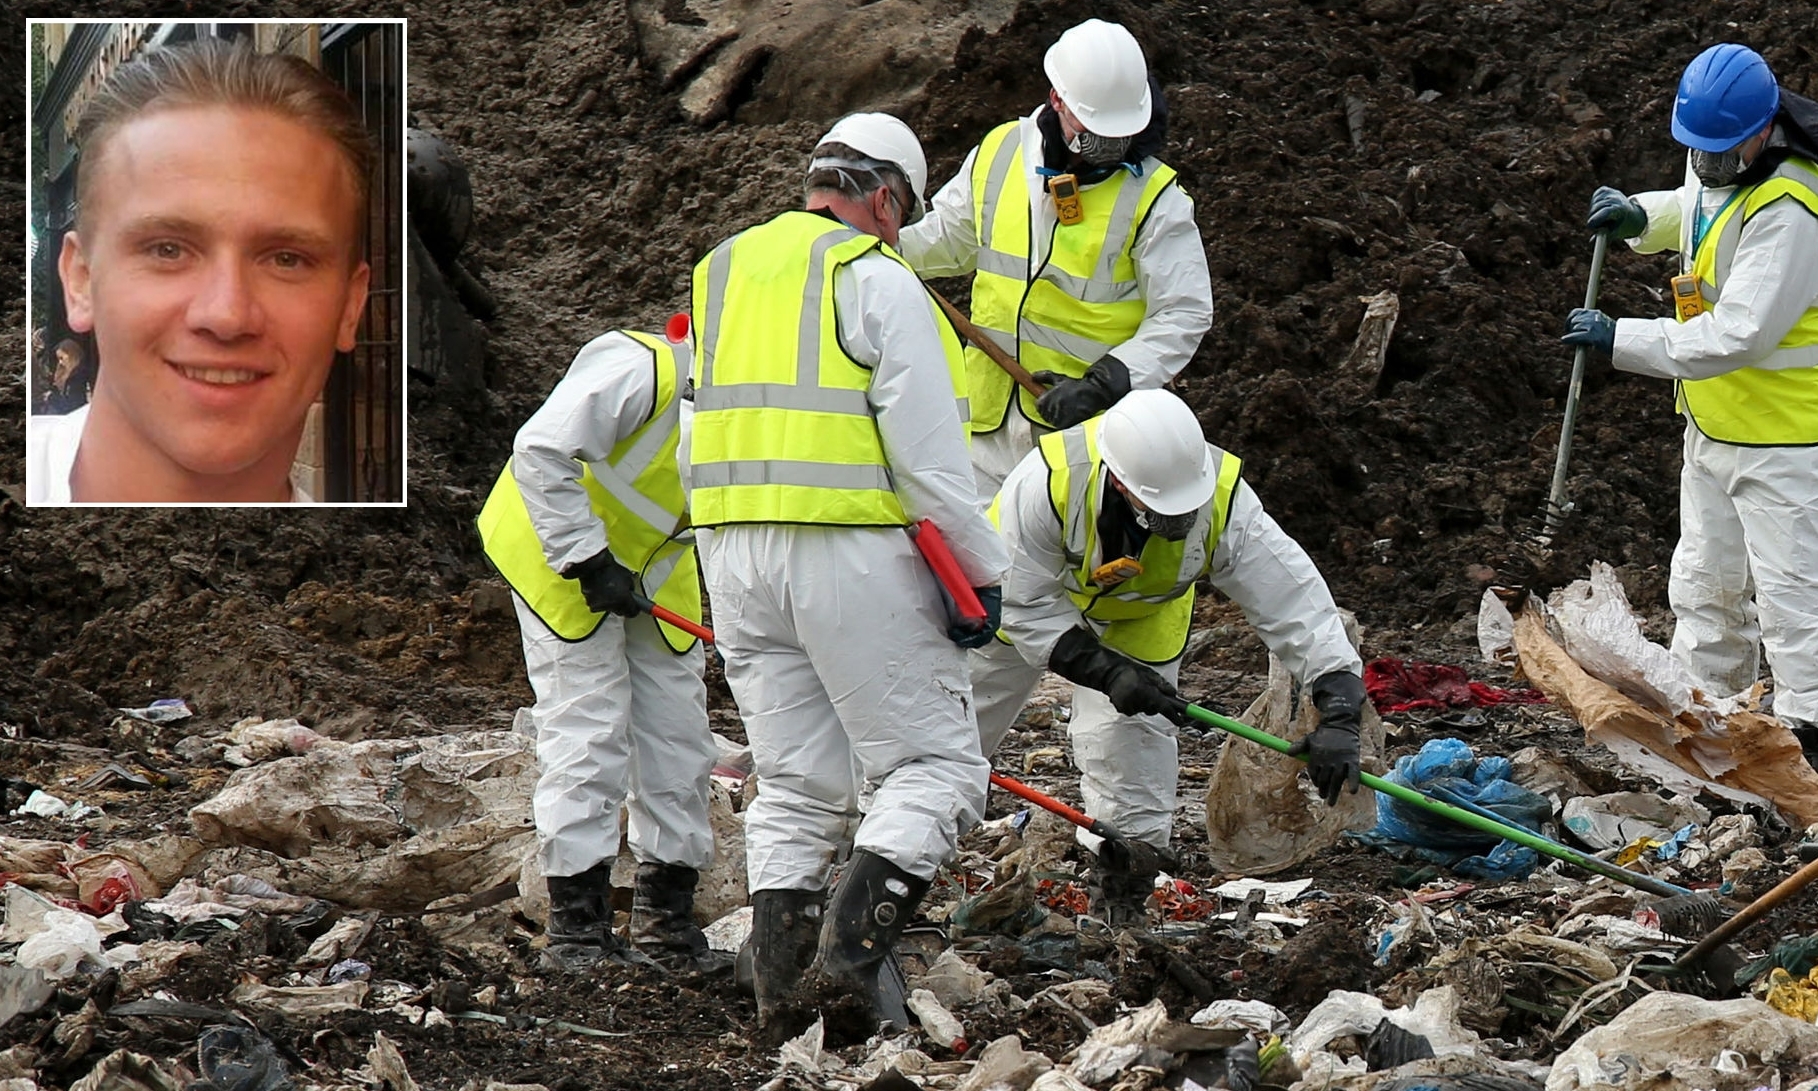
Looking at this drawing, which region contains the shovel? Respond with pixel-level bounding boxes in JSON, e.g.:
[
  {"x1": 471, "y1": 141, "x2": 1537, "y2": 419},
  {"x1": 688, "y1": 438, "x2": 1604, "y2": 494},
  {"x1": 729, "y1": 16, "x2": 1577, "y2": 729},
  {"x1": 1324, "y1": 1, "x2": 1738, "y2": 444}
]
[
  {"x1": 988, "y1": 770, "x2": 1174, "y2": 874},
  {"x1": 1172, "y1": 698, "x2": 1692, "y2": 898}
]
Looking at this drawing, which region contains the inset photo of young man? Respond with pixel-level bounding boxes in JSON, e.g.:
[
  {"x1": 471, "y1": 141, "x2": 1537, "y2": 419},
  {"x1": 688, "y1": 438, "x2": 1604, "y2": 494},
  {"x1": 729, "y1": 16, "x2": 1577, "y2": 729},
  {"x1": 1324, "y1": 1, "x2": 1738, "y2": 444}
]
[{"x1": 26, "y1": 20, "x2": 406, "y2": 505}]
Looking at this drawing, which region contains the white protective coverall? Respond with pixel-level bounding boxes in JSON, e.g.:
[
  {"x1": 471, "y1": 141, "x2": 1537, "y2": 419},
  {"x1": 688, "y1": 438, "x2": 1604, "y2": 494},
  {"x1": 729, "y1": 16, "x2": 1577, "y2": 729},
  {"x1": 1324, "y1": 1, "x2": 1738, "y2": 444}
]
[
  {"x1": 699, "y1": 249, "x2": 1011, "y2": 894},
  {"x1": 510, "y1": 331, "x2": 717, "y2": 878},
  {"x1": 973, "y1": 448, "x2": 1361, "y2": 850},
  {"x1": 897, "y1": 107, "x2": 1215, "y2": 493},
  {"x1": 1618, "y1": 161, "x2": 1818, "y2": 723}
]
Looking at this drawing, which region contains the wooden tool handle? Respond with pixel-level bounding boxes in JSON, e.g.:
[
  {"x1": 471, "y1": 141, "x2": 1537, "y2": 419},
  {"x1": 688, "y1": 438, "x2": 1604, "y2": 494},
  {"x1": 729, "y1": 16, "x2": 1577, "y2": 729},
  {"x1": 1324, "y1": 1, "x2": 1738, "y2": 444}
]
[
  {"x1": 930, "y1": 289, "x2": 1048, "y2": 399},
  {"x1": 1674, "y1": 855, "x2": 1818, "y2": 970}
]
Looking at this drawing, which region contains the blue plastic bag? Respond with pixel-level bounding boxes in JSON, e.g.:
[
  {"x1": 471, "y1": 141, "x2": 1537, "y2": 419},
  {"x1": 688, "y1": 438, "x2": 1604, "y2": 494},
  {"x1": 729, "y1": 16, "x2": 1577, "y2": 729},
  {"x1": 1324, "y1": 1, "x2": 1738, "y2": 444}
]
[{"x1": 1351, "y1": 738, "x2": 1551, "y2": 880}]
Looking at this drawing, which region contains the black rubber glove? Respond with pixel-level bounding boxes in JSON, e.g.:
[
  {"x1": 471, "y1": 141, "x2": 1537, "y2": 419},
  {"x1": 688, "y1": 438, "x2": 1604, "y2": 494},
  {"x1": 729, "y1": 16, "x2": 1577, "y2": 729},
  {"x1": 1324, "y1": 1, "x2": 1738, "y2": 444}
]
[
  {"x1": 949, "y1": 585, "x2": 1003, "y2": 649},
  {"x1": 1048, "y1": 626, "x2": 1181, "y2": 717},
  {"x1": 1288, "y1": 670, "x2": 1364, "y2": 806},
  {"x1": 1562, "y1": 308, "x2": 1616, "y2": 356},
  {"x1": 565, "y1": 549, "x2": 641, "y2": 618},
  {"x1": 1031, "y1": 354, "x2": 1131, "y2": 430},
  {"x1": 1586, "y1": 186, "x2": 1647, "y2": 240}
]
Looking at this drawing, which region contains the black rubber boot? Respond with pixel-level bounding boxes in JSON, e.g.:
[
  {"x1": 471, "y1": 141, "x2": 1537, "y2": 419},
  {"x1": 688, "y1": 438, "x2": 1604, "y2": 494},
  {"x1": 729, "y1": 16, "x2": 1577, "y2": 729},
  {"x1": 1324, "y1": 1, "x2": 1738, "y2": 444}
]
[
  {"x1": 540, "y1": 860, "x2": 658, "y2": 973},
  {"x1": 1088, "y1": 849, "x2": 1158, "y2": 930},
  {"x1": 816, "y1": 852, "x2": 930, "y2": 978},
  {"x1": 749, "y1": 887, "x2": 825, "y2": 1034},
  {"x1": 630, "y1": 861, "x2": 732, "y2": 974}
]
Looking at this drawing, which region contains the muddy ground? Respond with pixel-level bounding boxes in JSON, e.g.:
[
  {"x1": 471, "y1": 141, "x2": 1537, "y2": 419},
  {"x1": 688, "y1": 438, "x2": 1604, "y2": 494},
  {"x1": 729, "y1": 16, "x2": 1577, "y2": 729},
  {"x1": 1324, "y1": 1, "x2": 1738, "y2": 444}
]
[{"x1": 6, "y1": 0, "x2": 1818, "y2": 1087}]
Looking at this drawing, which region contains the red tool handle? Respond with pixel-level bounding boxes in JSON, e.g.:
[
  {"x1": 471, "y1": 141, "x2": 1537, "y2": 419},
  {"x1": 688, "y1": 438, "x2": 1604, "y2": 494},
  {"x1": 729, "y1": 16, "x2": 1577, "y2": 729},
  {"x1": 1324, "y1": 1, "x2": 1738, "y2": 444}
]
[
  {"x1": 989, "y1": 771, "x2": 1095, "y2": 832},
  {"x1": 912, "y1": 520, "x2": 986, "y2": 621},
  {"x1": 634, "y1": 594, "x2": 716, "y2": 643}
]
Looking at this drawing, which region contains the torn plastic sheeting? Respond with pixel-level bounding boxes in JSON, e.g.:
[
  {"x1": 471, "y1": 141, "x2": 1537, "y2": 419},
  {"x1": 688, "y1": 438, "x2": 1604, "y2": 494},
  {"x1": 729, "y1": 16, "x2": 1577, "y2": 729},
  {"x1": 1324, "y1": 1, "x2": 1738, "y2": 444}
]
[
  {"x1": 67, "y1": 1049, "x2": 189, "y2": 1091},
  {"x1": 223, "y1": 717, "x2": 330, "y2": 766},
  {"x1": 1545, "y1": 991, "x2": 1818, "y2": 1091},
  {"x1": 910, "y1": 947, "x2": 990, "y2": 1009},
  {"x1": 1070, "y1": 999, "x2": 1173, "y2": 1086},
  {"x1": 1204, "y1": 631, "x2": 1383, "y2": 876},
  {"x1": 16, "y1": 908, "x2": 106, "y2": 980},
  {"x1": 229, "y1": 981, "x2": 370, "y2": 1017},
  {"x1": 1210, "y1": 877, "x2": 1314, "y2": 903},
  {"x1": 142, "y1": 875, "x2": 317, "y2": 923},
  {"x1": 1190, "y1": 998, "x2": 1290, "y2": 1037},
  {"x1": 955, "y1": 1035, "x2": 1053, "y2": 1091},
  {"x1": 1560, "y1": 792, "x2": 1709, "y2": 853},
  {"x1": 701, "y1": 904, "x2": 752, "y2": 954},
  {"x1": 197, "y1": 1024, "x2": 291, "y2": 1091},
  {"x1": 1364, "y1": 657, "x2": 1547, "y2": 714},
  {"x1": 117, "y1": 699, "x2": 192, "y2": 723},
  {"x1": 0, "y1": 965, "x2": 55, "y2": 1027},
  {"x1": 1291, "y1": 987, "x2": 1486, "y2": 1072},
  {"x1": 1507, "y1": 570, "x2": 1818, "y2": 825}
]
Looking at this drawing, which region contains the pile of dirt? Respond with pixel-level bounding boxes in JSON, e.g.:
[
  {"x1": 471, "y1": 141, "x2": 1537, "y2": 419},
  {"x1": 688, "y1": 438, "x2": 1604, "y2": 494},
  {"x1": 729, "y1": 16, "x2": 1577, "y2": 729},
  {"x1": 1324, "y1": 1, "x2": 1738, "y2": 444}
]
[{"x1": 7, "y1": 0, "x2": 1818, "y2": 1087}]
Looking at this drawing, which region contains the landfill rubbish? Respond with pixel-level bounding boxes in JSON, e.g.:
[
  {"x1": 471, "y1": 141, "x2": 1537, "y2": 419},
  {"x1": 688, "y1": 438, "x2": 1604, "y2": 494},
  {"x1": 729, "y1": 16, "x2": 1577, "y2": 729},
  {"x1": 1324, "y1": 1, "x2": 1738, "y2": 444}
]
[
  {"x1": 1189, "y1": 998, "x2": 1291, "y2": 1037},
  {"x1": 905, "y1": 988, "x2": 967, "y2": 1053},
  {"x1": 194, "y1": 1024, "x2": 290, "y2": 1091},
  {"x1": 1356, "y1": 738, "x2": 1550, "y2": 879},
  {"x1": 1560, "y1": 792, "x2": 1709, "y2": 852},
  {"x1": 1497, "y1": 567, "x2": 1818, "y2": 824},
  {"x1": 117, "y1": 700, "x2": 193, "y2": 724},
  {"x1": 1545, "y1": 992, "x2": 1818, "y2": 1090},
  {"x1": 1203, "y1": 636, "x2": 1383, "y2": 875},
  {"x1": 0, "y1": 965, "x2": 56, "y2": 1027}
]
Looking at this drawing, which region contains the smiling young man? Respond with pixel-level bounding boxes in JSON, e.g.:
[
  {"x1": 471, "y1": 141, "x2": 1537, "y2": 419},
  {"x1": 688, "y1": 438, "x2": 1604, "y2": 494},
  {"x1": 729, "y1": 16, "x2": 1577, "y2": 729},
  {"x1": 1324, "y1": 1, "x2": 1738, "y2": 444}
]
[{"x1": 28, "y1": 38, "x2": 372, "y2": 505}]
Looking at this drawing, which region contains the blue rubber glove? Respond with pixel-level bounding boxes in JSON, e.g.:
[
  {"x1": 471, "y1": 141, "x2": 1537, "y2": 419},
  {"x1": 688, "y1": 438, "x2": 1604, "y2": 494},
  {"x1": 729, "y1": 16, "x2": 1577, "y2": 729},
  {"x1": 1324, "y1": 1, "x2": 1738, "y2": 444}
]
[
  {"x1": 948, "y1": 585, "x2": 1002, "y2": 649},
  {"x1": 1586, "y1": 186, "x2": 1647, "y2": 240},
  {"x1": 1562, "y1": 308, "x2": 1615, "y2": 356}
]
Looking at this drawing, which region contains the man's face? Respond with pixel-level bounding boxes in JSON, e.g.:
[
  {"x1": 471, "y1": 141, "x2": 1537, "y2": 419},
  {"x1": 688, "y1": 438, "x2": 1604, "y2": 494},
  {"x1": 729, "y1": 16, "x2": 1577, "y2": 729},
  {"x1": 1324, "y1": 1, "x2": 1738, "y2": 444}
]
[{"x1": 60, "y1": 104, "x2": 369, "y2": 490}]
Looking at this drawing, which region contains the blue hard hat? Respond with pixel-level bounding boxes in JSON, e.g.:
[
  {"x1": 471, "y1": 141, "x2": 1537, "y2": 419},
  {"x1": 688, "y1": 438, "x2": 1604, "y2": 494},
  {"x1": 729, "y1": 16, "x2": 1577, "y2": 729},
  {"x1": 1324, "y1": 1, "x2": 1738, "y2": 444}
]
[{"x1": 1671, "y1": 44, "x2": 1779, "y2": 152}]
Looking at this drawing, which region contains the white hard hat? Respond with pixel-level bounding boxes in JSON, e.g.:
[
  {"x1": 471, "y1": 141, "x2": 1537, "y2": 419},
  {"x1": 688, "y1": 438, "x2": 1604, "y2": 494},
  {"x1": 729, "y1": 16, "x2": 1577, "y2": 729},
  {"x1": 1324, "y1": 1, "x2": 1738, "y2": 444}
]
[
  {"x1": 1098, "y1": 389, "x2": 1216, "y2": 516},
  {"x1": 1044, "y1": 19, "x2": 1152, "y2": 138},
  {"x1": 813, "y1": 112, "x2": 928, "y2": 220}
]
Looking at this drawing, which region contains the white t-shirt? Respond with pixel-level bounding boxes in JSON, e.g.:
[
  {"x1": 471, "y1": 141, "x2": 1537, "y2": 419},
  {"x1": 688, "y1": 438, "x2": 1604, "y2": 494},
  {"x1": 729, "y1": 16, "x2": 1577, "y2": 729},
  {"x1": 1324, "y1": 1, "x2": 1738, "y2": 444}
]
[{"x1": 25, "y1": 404, "x2": 315, "y2": 505}]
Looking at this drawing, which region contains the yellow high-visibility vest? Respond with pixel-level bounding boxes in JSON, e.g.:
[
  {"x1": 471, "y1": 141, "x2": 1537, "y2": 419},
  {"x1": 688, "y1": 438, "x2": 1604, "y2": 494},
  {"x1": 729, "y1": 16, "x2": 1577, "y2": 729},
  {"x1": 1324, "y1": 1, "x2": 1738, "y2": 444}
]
[
  {"x1": 477, "y1": 330, "x2": 702, "y2": 651},
  {"x1": 1023, "y1": 417, "x2": 1242, "y2": 664},
  {"x1": 689, "y1": 210, "x2": 967, "y2": 526},
  {"x1": 967, "y1": 120, "x2": 1179, "y2": 433},
  {"x1": 1678, "y1": 155, "x2": 1818, "y2": 446}
]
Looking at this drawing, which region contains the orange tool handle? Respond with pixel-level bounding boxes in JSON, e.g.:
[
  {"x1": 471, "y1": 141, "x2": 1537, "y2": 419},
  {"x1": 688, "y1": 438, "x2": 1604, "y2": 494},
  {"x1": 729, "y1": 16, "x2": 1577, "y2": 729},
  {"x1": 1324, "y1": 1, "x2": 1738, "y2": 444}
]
[
  {"x1": 989, "y1": 771, "x2": 1098, "y2": 833},
  {"x1": 633, "y1": 594, "x2": 715, "y2": 643},
  {"x1": 912, "y1": 520, "x2": 986, "y2": 621}
]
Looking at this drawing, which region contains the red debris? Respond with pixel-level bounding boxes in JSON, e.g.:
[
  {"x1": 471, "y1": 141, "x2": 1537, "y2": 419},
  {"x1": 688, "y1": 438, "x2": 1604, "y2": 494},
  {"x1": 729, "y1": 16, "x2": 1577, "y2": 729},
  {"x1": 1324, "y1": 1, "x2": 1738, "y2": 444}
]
[{"x1": 1364, "y1": 657, "x2": 1547, "y2": 714}]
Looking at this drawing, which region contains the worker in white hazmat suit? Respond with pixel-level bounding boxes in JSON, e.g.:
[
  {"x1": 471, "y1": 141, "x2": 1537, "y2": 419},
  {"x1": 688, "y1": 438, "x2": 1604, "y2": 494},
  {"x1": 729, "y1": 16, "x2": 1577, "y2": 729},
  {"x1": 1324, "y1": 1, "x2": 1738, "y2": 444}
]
[
  {"x1": 689, "y1": 113, "x2": 1009, "y2": 1038},
  {"x1": 1563, "y1": 44, "x2": 1818, "y2": 751},
  {"x1": 973, "y1": 389, "x2": 1363, "y2": 924},
  {"x1": 897, "y1": 18, "x2": 1214, "y2": 494},
  {"x1": 477, "y1": 321, "x2": 725, "y2": 974}
]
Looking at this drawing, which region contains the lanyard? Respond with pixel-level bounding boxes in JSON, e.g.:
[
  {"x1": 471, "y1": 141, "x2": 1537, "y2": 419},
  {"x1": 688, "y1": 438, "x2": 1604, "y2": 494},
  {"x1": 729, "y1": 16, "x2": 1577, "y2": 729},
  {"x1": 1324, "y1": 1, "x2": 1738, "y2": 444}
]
[{"x1": 1689, "y1": 186, "x2": 1745, "y2": 263}]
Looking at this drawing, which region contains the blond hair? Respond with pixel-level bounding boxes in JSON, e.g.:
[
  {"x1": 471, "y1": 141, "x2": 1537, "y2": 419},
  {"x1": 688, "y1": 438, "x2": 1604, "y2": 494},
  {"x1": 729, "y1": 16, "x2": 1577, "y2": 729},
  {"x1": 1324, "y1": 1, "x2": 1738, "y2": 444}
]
[{"x1": 74, "y1": 37, "x2": 372, "y2": 236}]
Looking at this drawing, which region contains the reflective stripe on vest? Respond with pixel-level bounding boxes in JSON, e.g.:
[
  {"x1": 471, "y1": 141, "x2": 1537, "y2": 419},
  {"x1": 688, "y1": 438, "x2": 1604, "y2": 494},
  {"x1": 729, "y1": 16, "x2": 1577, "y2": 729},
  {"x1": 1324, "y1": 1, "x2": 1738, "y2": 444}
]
[
  {"x1": 477, "y1": 330, "x2": 703, "y2": 650},
  {"x1": 967, "y1": 120, "x2": 1180, "y2": 434},
  {"x1": 1037, "y1": 419, "x2": 1243, "y2": 663},
  {"x1": 690, "y1": 210, "x2": 968, "y2": 526},
  {"x1": 1678, "y1": 156, "x2": 1818, "y2": 446}
]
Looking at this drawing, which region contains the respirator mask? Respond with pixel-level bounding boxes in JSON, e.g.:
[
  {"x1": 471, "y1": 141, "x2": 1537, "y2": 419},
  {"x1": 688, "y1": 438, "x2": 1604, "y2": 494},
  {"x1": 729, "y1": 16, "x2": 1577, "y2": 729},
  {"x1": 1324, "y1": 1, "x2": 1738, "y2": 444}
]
[
  {"x1": 1069, "y1": 129, "x2": 1132, "y2": 167},
  {"x1": 1690, "y1": 146, "x2": 1751, "y2": 188},
  {"x1": 1134, "y1": 507, "x2": 1197, "y2": 541}
]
